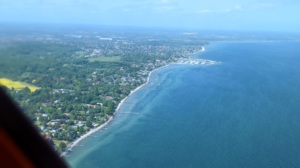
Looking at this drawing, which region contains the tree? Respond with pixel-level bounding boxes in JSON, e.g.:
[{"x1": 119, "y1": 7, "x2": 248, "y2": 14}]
[
  {"x1": 86, "y1": 120, "x2": 93, "y2": 128},
  {"x1": 59, "y1": 142, "x2": 67, "y2": 152}
]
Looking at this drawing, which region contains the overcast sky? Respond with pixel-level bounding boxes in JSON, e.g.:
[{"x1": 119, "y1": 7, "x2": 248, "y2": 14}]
[{"x1": 0, "y1": 0, "x2": 300, "y2": 32}]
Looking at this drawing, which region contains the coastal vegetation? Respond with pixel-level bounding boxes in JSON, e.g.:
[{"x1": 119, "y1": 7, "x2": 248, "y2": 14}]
[{"x1": 0, "y1": 27, "x2": 208, "y2": 153}]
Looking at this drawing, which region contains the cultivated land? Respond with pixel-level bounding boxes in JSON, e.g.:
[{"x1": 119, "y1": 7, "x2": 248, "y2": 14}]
[{"x1": 0, "y1": 78, "x2": 39, "y2": 92}]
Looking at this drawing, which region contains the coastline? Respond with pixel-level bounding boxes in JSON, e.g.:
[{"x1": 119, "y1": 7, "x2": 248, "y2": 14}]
[
  {"x1": 61, "y1": 64, "x2": 170, "y2": 156},
  {"x1": 61, "y1": 46, "x2": 206, "y2": 157}
]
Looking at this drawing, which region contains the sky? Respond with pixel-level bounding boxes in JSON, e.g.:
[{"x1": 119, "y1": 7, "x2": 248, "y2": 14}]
[{"x1": 0, "y1": 0, "x2": 300, "y2": 32}]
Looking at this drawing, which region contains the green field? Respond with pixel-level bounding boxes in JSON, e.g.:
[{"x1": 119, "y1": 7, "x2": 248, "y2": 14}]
[{"x1": 88, "y1": 56, "x2": 121, "y2": 62}]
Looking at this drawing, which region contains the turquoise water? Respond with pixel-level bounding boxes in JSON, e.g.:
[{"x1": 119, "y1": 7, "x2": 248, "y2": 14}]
[{"x1": 67, "y1": 42, "x2": 300, "y2": 168}]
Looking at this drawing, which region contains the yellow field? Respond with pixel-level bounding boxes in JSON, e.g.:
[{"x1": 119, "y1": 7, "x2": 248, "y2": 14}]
[{"x1": 0, "y1": 78, "x2": 40, "y2": 92}]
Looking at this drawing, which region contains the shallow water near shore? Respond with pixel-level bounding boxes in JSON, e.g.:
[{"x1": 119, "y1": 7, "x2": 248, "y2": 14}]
[{"x1": 66, "y1": 41, "x2": 300, "y2": 168}]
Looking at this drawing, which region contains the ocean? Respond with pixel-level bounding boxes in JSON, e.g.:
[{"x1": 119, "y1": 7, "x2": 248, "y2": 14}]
[{"x1": 66, "y1": 41, "x2": 300, "y2": 168}]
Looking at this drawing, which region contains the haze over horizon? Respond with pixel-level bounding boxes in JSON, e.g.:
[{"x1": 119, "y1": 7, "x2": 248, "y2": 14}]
[{"x1": 0, "y1": 0, "x2": 300, "y2": 33}]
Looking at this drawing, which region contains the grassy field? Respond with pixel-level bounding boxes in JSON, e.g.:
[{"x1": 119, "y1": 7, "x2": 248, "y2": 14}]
[
  {"x1": 0, "y1": 78, "x2": 40, "y2": 92},
  {"x1": 88, "y1": 56, "x2": 121, "y2": 62}
]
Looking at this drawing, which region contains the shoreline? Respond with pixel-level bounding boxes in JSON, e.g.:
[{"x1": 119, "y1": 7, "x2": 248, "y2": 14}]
[
  {"x1": 61, "y1": 64, "x2": 170, "y2": 157},
  {"x1": 61, "y1": 46, "x2": 205, "y2": 157}
]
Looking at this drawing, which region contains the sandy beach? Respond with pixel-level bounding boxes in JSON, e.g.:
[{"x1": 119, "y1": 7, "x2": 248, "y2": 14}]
[{"x1": 61, "y1": 116, "x2": 113, "y2": 156}]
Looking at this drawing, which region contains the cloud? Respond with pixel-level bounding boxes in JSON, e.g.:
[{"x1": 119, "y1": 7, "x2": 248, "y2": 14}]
[
  {"x1": 153, "y1": 0, "x2": 178, "y2": 12},
  {"x1": 195, "y1": 2, "x2": 275, "y2": 15},
  {"x1": 234, "y1": 5, "x2": 242, "y2": 10},
  {"x1": 195, "y1": 8, "x2": 234, "y2": 14},
  {"x1": 231, "y1": 2, "x2": 275, "y2": 11},
  {"x1": 249, "y1": 2, "x2": 275, "y2": 10}
]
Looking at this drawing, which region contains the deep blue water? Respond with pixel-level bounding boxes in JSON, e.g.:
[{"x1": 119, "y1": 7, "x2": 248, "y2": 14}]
[{"x1": 67, "y1": 42, "x2": 300, "y2": 168}]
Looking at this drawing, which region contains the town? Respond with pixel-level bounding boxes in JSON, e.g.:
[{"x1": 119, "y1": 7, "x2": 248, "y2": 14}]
[{"x1": 0, "y1": 27, "x2": 209, "y2": 153}]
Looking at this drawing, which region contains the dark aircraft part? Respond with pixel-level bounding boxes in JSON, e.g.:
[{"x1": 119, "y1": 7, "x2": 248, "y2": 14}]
[{"x1": 0, "y1": 88, "x2": 68, "y2": 168}]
